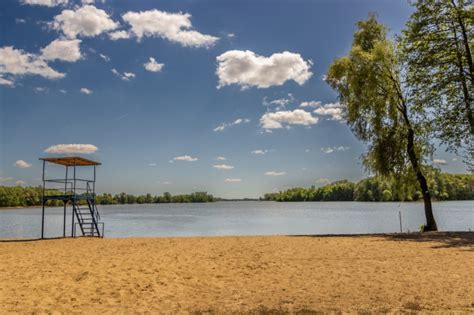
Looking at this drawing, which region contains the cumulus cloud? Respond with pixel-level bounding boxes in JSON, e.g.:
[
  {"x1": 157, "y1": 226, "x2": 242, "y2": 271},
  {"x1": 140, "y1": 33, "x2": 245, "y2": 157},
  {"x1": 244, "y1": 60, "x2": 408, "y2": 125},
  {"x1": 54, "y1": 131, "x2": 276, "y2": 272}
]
[
  {"x1": 260, "y1": 109, "x2": 317, "y2": 130},
  {"x1": 121, "y1": 9, "x2": 219, "y2": 47},
  {"x1": 111, "y1": 68, "x2": 135, "y2": 81},
  {"x1": 44, "y1": 144, "x2": 98, "y2": 154},
  {"x1": 15, "y1": 160, "x2": 32, "y2": 168},
  {"x1": 251, "y1": 149, "x2": 268, "y2": 155},
  {"x1": 148, "y1": 163, "x2": 157, "y2": 167},
  {"x1": 265, "y1": 171, "x2": 286, "y2": 176},
  {"x1": 173, "y1": 155, "x2": 198, "y2": 162},
  {"x1": 216, "y1": 156, "x2": 226, "y2": 161},
  {"x1": 41, "y1": 39, "x2": 82, "y2": 62},
  {"x1": 225, "y1": 178, "x2": 241, "y2": 183},
  {"x1": 109, "y1": 30, "x2": 131, "y2": 40},
  {"x1": 0, "y1": 46, "x2": 65, "y2": 81},
  {"x1": 313, "y1": 102, "x2": 344, "y2": 121},
  {"x1": 80, "y1": 87, "x2": 92, "y2": 94},
  {"x1": 321, "y1": 146, "x2": 349, "y2": 154},
  {"x1": 21, "y1": 0, "x2": 67, "y2": 6},
  {"x1": 213, "y1": 164, "x2": 234, "y2": 170},
  {"x1": 144, "y1": 57, "x2": 164, "y2": 72},
  {"x1": 433, "y1": 159, "x2": 447, "y2": 165},
  {"x1": 16, "y1": 180, "x2": 27, "y2": 186},
  {"x1": 213, "y1": 118, "x2": 250, "y2": 132},
  {"x1": 216, "y1": 50, "x2": 312, "y2": 89},
  {"x1": 300, "y1": 101, "x2": 321, "y2": 108},
  {"x1": 51, "y1": 5, "x2": 118, "y2": 38}
]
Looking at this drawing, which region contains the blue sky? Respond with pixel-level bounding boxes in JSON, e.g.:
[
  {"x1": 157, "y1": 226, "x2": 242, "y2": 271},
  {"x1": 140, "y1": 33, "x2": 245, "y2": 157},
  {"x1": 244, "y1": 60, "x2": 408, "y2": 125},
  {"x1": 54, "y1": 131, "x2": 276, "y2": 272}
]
[{"x1": 0, "y1": 0, "x2": 467, "y2": 198}]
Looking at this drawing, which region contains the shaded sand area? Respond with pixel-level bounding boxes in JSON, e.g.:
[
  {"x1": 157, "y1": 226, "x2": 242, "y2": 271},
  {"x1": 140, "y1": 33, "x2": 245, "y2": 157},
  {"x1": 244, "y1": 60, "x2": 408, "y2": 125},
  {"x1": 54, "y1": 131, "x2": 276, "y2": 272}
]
[{"x1": 1, "y1": 233, "x2": 473, "y2": 313}]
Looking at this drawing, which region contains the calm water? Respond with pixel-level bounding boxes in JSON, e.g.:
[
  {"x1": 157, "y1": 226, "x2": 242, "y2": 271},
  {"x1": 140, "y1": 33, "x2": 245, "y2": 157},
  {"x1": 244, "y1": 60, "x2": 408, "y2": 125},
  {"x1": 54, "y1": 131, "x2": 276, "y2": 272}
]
[{"x1": 0, "y1": 201, "x2": 473, "y2": 239}]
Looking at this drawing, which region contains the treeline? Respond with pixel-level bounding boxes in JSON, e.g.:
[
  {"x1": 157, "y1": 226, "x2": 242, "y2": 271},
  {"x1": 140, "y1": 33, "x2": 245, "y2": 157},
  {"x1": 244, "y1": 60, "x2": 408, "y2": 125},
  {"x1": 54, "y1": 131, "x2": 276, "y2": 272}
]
[
  {"x1": 0, "y1": 187, "x2": 215, "y2": 208},
  {"x1": 263, "y1": 172, "x2": 474, "y2": 202},
  {"x1": 96, "y1": 192, "x2": 215, "y2": 205}
]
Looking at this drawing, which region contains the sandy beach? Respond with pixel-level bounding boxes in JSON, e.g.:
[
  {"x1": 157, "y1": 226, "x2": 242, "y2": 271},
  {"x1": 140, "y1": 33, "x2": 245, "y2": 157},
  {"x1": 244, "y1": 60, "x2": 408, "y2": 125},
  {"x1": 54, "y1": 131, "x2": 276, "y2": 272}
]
[{"x1": 0, "y1": 233, "x2": 473, "y2": 313}]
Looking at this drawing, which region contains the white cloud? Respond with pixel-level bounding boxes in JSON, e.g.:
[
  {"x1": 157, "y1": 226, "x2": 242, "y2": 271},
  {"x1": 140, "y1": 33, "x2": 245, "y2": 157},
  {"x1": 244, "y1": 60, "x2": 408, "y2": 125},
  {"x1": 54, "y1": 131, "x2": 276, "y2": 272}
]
[
  {"x1": 41, "y1": 39, "x2": 82, "y2": 62},
  {"x1": 213, "y1": 118, "x2": 250, "y2": 132},
  {"x1": 121, "y1": 9, "x2": 219, "y2": 48},
  {"x1": 433, "y1": 159, "x2": 447, "y2": 165},
  {"x1": 225, "y1": 178, "x2": 241, "y2": 183},
  {"x1": 99, "y1": 53, "x2": 110, "y2": 62},
  {"x1": 300, "y1": 101, "x2": 321, "y2": 108},
  {"x1": 59, "y1": 89, "x2": 67, "y2": 93},
  {"x1": 227, "y1": 33, "x2": 235, "y2": 38},
  {"x1": 0, "y1": 75, "x2": 14, "y2": 86},
  {"x1": 109, "y1": 30, "x2": 131, "y2": 40},
  {"x1": 51, "y1": 5, "x2": 119, "y2": 38},
  {"x1": 80, "y1": 87, "x2": 92, "y2": 94},
  {"x1": 216, "y1": 50, "x2": 312, "y2": 89},
  {"x1": 148, "y1": 163, "x2": 157, "y2": 167},
  {"x1": 15, "y1": 180, "x2": 27, "y2": 186},
  {"x1": 144, "y1": 57, "x2": 164, "y2": 72},
  {"x1": 21, "y1": 0, "x2": 67, "y2": 6},
  {"x1": 111, "y1": 68, "x2": 135, "y2": 81},
  {"x1": 213, "y1": 164, "x2": 234, "y2": 170},
  {"x1": 263, "y1": 93, "x2": 294, "y2": 110},
  {"x1": 15, "y1": 160, "x2": 32, "y2": 168},
  {"x1": 260, "y1": 109, "x2": 318, "y2": 130},
  {"x1": 265, "y1": 171, "x2": 286, "y2": 176},
  {"x1": 34, "y1": 87, "x2": 48, "y2": 93},
  {"x1": 173, "y1": 155, "x2": 198, "y2": 162},
  {"x1": 321, "y1": 146, "x2": 349, "y2": 154},
  {"x1": 321, "y1": 147, "x2": 334, "y2": 154},
  {"x1": 15, "y1": 18, "x2": 26, "y2": 24},
  {"x1": 0, "y1": 46, "x2": 65, "y2": 80},
  {"x1": 313, "y1": 102, "x2": 344, "y2": 121},
  {"x1": 251, "y1": 149, "x2": 268, "y2": 155},
  {"x1": 216, "y1": 156, "x2": 226, "y2": 161},
  {"x1": 44, "y1": 143, "x2": 98, "y2": 154}
]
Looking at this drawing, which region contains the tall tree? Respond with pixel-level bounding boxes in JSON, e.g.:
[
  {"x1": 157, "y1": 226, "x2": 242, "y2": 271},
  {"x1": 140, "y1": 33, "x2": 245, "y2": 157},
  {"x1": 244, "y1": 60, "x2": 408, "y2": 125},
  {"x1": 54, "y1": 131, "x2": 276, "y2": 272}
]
[
  {"x1": 326, "y1": 14, "x2": 438, "y2": 231},
  {"x1": 403, "y1": 0, "x2": 473, "y2": 158}
]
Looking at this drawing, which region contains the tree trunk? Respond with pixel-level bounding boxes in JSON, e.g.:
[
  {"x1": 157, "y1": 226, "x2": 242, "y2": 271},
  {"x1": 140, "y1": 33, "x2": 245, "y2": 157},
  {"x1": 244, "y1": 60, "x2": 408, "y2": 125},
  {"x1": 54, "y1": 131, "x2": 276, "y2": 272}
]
[{"x1": 406, "y1": 128, "x2": 438, "y2": 231}]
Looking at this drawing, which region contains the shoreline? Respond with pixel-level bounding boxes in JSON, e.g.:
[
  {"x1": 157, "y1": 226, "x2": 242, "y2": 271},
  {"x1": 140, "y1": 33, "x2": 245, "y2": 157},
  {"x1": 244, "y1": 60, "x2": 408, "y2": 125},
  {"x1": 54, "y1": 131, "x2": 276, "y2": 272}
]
[
  {"x1": 1, "y1": 199, "x2": 472, "y2": 210},
  {"x1": 1, "y1": 233, "x2": 472, "y2": 313}
]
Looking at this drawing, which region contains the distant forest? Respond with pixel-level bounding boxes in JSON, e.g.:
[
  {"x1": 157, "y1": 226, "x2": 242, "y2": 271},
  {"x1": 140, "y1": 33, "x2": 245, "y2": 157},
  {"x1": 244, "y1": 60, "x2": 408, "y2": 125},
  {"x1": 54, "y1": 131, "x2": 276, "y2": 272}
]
[
  {"x1": 0, "y1": 189, "x2": 215, "y2": 208},
  {"x1": 0, "y1": 171, "x2": 472, "y2": 208},
  {"x1": 263, "y1": 172, "x2": 473, "y2": 202}
]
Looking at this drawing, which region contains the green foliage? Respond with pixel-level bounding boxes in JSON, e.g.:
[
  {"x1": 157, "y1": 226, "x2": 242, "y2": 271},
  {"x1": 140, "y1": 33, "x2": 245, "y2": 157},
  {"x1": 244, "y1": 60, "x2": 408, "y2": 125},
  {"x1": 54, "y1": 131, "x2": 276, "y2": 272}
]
[
  {"x1": 263, "y1": 172, "x2": 474, "y2": 202},
  {"x1": 0, "y1": 187, "x2": 215, "y2": 208},
  {"x1": 326, "y1": 13, "x2": 429, "y2": 177},
  {"x1": 403, "y1": 0, "x2": 473, "y2": 155}
]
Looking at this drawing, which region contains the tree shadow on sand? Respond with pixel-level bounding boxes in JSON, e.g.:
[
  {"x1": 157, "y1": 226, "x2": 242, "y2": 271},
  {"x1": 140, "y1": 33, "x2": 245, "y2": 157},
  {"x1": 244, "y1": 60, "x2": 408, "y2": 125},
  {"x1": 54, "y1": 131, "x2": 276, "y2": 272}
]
[{"x1": 382, "y1": 232, "x2": 474, "y2": 251}]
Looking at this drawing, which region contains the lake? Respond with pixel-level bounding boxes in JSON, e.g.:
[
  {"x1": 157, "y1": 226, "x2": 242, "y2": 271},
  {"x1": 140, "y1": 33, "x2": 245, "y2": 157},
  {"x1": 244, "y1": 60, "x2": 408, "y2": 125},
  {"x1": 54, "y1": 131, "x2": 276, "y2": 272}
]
[{"x1": 0, "y1": 201, "x2": 472, "y2": 239}]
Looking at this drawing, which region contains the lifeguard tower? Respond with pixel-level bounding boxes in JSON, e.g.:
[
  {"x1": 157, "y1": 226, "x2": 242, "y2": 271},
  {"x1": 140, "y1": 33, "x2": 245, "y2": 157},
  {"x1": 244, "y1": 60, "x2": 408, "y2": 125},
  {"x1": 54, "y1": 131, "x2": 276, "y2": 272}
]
[{"x1": 40, "y1": 156, "x2": 104, "y2": 238}]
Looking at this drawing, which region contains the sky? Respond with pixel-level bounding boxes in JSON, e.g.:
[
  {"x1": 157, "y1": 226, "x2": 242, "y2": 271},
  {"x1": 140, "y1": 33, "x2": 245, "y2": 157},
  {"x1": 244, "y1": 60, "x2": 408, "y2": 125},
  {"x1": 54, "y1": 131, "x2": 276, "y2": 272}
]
[{"x1": 0, "y1": 0, "x2": 469, "y2": 198}]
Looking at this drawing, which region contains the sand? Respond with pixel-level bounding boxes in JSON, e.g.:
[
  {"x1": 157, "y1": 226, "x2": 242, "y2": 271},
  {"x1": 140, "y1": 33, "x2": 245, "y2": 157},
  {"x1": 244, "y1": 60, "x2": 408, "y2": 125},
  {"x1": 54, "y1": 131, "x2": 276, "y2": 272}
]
[{"x1": 0, "y1": 233, "x2": 473, "y2": 313}]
